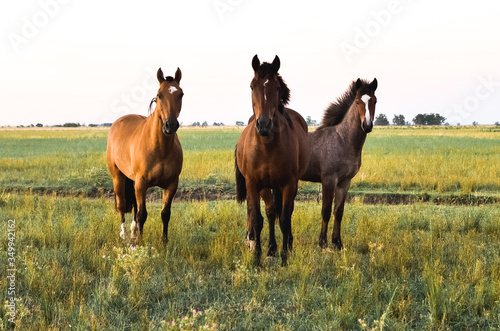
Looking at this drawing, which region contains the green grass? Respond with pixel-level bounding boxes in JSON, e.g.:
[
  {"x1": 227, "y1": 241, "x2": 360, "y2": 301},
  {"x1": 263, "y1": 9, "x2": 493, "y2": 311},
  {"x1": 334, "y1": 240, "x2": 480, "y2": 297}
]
[
  {"x1": 357, "y1": 134, "x2": 500, "y2": 195},
  {"x1": 1, "y1": 192, "x2": 499, "y2": 329},
  {"x1": 0, "y1": 126, "x2": 499, "y2": 200},
  {"x1": 1, "y1": 126, "x2": 499, "y2": 329}
]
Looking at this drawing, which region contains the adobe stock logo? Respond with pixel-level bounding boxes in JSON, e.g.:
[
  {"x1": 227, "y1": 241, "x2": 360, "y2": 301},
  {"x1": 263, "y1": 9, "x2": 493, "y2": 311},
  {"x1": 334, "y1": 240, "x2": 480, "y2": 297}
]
[
  {"x1": 111, "y1": 66, "x2": 159, "y2": 116},
  {"x1": 7, "y1": 0, "x2": 71, "y2": 54},
  {"x1": 212, "y1": 0, "x2": 244, "y2": 21},
  {"x1": 444, "y1": 75, "x2": 500, "y2": 124},
  {"x1": 339, "y1": 0, "x2": 408, "y2": 63}
]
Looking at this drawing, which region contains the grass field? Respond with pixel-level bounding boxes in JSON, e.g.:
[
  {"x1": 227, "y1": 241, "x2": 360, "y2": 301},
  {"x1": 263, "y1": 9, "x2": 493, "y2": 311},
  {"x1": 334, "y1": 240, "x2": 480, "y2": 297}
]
[
  {"x1": 1, "y1": 126, "x2": 500, "y2": 330},
  {"x1": 1, "y1": 193, "x2": 499, "y2": 330},
  {"x1": 0, "y1": 126, "x2": 499, "y2": 200}
]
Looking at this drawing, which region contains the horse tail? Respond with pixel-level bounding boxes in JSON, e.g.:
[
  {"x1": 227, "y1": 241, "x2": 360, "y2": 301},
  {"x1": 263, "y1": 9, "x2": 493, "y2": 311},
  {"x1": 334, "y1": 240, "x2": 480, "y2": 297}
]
[
  {"x1": 124, "y1": 177, "x2": 136, "y2": 213},
  {"x1": 235, "y1": 147, "x2": 247, "y2": 203}
]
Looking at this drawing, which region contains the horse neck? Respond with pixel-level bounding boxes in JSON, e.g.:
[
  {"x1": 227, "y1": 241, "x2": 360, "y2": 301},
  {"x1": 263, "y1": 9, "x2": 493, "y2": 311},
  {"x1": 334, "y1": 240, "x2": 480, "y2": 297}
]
[
  {"x1": 145, "y1": 108, "x2": 173, "y2": 147},
  {"x1": 336, "y1": 103, "x2": 367, "y2": 155}
]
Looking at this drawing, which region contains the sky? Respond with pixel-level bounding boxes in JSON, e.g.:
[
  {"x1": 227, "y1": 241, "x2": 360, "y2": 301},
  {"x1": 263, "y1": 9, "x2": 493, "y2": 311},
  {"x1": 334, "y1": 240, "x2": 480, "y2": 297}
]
[{"x1": 1, "y1": 0, "x2": 500, "y2": 127}]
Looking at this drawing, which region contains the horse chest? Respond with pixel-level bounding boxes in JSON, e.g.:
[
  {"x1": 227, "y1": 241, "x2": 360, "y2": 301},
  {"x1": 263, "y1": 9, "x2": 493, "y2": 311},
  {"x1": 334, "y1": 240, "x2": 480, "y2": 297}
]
[
  {"x1": 250, "y1": 156, "x2": 296, "y2": 187},
  {"x1": 133, "y1": 141, "x2": 182, "y2": 185}
]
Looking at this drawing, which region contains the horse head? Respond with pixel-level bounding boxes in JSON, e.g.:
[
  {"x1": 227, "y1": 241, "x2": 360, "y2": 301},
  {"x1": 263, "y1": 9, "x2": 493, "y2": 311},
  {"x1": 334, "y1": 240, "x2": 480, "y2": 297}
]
[
  {"x1": 354, "y1": 78, "x2": 378, "y2": 133},
  {"x1": 154, "y1": 67, "x2": 183, "y2": 135},
  {"x1": 250, "y1": 55, "x2": 289, "y2": 136}
]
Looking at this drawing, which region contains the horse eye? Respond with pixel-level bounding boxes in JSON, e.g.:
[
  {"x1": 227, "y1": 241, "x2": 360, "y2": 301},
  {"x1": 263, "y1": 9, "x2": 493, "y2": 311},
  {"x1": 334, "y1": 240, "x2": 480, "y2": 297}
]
[
  {"x1": 250, "y1": 86, "x2": 253, "y2": 90},
  {"x1": 157, "y1": 94, "x2": 161, "y2": 99}
]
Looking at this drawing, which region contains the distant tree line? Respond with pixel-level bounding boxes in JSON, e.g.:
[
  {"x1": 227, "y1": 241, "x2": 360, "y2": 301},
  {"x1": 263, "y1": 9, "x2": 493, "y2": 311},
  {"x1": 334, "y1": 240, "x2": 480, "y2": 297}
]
[
  {"x1": 191, "y1": 121, "x2": 208, "y2": 127},
  {"x1": 15, "y1": 123, "x2": 112, "y2": 128},
  {"x1": 412, "y1": 113, "x2": 446, "y2": 126},
  {"x1": 374, "y1": 113, "x2": 448, "y2": 126},
  {"x1": 306, "y1": 116, "x2": 318, "y2": 126},
  {"x1": 14, "y1": 114, "x2": 497, "y2": 129}
]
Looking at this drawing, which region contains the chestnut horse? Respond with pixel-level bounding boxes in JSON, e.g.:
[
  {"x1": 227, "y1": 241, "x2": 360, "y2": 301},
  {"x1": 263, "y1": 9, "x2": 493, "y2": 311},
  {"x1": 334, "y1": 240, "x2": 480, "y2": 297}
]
[
  {"x1": 301, "y1": 78, "x2": 378, "y2": 250},
  {"x1": 235, "y1": 55, "x2": 311, "y2": 265},
  {"x1": 106, "y1": 67, "x2": 183, "y2": 243}
]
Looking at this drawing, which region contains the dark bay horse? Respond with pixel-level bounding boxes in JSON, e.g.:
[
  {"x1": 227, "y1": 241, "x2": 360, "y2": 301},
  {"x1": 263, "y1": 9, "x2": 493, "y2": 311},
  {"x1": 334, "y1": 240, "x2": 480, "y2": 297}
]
[
  {"x1": 235, "y1": 55, "x2": 311, "y2": 265},
  {"x1": 301, "y1": 78, "x2": 378, "y2": 250},
  {"x1": 106, "y1": 67, "x2": 183, "y2": 243}
]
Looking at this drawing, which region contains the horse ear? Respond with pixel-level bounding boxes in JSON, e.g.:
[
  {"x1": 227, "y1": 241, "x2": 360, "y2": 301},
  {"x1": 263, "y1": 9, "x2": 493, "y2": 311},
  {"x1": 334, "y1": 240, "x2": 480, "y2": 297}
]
[
  {"x1": 252, "y1": 55, "x2": 260, "y2": 72},
  {"x1": 175, "y1": 67, "x2": 182, "y2": 83},
  {"x1": 355, "y1": 78, "x2": 362, "y2": 90},
  {"x1": 157, "y1": 68, "x2": 165, "y2": 84},
  {"x1": 272, "y1": 55, "x2": 280, "y2": 73},
  {"x1": 370, "y1": 78, "x2": 378, "y2": 91}
]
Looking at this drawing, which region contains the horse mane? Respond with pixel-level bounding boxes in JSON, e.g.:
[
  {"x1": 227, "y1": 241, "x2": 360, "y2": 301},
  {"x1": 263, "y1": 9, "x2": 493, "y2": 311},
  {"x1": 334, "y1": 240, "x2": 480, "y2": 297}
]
[
  {"x1": 148, "y1": 97, "x2": 156, "y2": 115},
  {"x1": 256, "y1": 62, "x2": 292, "y2": 126},
  {"x1": 318, "y1": 79, "x2": 372, "y2": 129}
]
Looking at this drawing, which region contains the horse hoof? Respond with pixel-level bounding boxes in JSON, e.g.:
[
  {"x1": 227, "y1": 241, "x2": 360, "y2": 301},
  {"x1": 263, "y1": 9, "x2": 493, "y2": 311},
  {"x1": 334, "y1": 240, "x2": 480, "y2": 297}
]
[
  {"x1": 267, "y1": 246, "x2": 277, "y2": 257},
  {"x1": 130, "y1": 220, "x2": 139, "y2": 239},
  {"x1": 120, "y1": 224, "x2": 129, "y2": 240},
  {"x1": 246, "y1": 239, "x2": 256, "y2": 251},
  {"x1": 249, "y1": 241, "x2": 256, "y2": 251},
  {"x1": 332, "y1": 240, "x2": 343, "y2": 251}
]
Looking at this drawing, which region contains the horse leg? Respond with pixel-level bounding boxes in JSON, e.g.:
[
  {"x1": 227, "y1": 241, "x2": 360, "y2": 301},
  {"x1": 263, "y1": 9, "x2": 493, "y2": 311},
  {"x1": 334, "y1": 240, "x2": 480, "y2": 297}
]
[
  {"x1": 132, "y1": 179, "x2": 148, "y2": 243},
  {"x1": 111, "y1": 171, "x2": 128, "y2": 240},
  {"x1": 261, "y1": 188, "x2": 277, "y2": 257},
  {"x1": 279, "y1": 182, "x2": 297, "y2": 266},
  {"x1": 319, "y1": 179, "x2": 335, "y2": 249},
  {"x1": 246, "y1": 181, "x2": 263, "y2": 264},
  {"x1": 161, "y1": 179, "x2": 178, "y2": 244},
  {"x1": 245, "y1": 207, "x2": 255, "y2": 250},
  {"x1": 332, "y1": 180, "x2": 350, "y2": 250}
]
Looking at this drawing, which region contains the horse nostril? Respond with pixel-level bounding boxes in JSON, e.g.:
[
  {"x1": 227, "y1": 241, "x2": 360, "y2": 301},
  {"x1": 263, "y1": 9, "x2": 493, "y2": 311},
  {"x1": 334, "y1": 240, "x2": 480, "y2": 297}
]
[
  {"x1": 362, "y1": 121, "x2": 373, "y2": 133},
  {"x1": 163, "y1": 119, "x2": 179, "y2": 135},
  {"x1": 171, "y1": 120, "x2": 179, "y2": 132}
]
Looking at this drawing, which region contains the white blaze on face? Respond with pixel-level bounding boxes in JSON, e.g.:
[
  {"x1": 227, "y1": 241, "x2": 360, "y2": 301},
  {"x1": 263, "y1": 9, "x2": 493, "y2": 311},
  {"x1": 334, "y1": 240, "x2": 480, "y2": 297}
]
[
  {"x1": 361, "y1": 94, "x2": 371, "y2": 125},
  {"x1": 263, "y1": 79, "x2": 269, "y2": 102},
  {"x1": 169, "y1": 86, "x2": 178, "y2": 94}
]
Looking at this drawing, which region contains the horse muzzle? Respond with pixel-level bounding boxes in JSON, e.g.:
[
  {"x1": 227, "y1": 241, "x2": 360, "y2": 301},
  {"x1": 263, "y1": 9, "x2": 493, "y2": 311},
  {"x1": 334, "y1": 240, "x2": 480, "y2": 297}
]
[
  {"x1": 256, "y1": 116, "x2": 273, "y2": 136},
  {"x1": 162, "y1": 119, "x2": 179, "y2": 135},
  {"x1": 362, "y1": 121, "x2": 373, "y2": 133}
]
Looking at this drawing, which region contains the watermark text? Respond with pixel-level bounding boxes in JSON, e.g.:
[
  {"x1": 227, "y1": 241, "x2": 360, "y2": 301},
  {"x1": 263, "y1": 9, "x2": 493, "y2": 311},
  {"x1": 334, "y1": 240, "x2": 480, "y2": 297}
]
[
  {"x1": 7, "y1": 0, "x2": 71, "y2": 54},
  {"x1": 213, "y1": 0, "x2": 244, "y2": 21},
  {"x1": 340, "y1": 0, "x2": 409, "y2": 63},
  {"x1": 444, "y1": 75, "x2": 500, "y2": 124},
  {"x1": 6, "y1": 220, "x2": 17, "y2": 324}
]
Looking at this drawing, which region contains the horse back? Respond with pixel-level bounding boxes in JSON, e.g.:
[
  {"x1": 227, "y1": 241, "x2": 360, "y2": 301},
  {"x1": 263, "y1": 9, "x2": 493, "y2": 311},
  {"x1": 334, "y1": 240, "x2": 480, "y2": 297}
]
[{"x1": 108, "y1": 114, "x2": 147, "y2": 147}]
